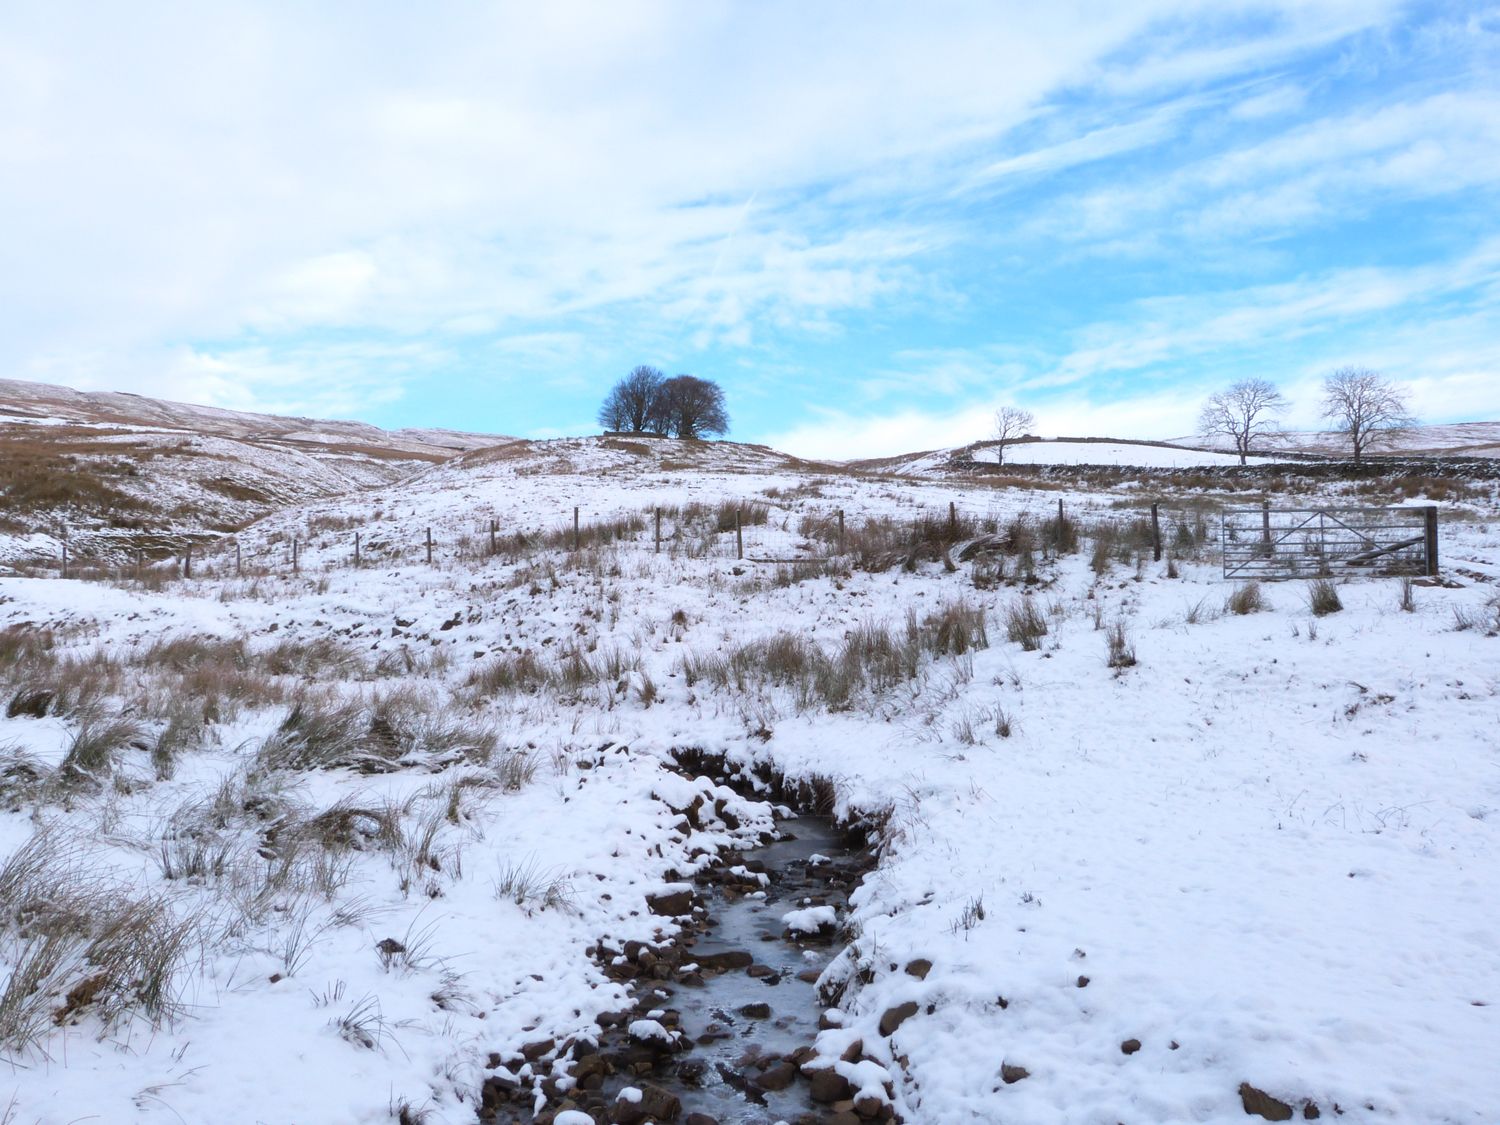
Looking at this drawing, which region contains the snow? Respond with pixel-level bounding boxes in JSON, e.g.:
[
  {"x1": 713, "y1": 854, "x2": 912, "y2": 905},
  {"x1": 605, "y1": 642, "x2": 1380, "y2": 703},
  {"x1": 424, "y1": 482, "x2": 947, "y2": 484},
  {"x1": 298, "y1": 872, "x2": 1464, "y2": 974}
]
[
  {"x1": 0, "y1": 432, "x2": 1496, "y2": 1123},
  {"x1": 782, "y1": 905, "x2": 838, "y2": 933}
]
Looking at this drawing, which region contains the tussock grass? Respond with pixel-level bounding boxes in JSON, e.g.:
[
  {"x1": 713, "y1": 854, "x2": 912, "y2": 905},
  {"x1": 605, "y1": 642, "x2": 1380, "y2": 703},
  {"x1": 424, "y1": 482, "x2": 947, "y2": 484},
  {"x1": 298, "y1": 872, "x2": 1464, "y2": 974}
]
[
  {"x1": 1307, "y1": 579, "x2": 1343, "y2": 616},
  {"x1": 1004, "y1": 599, "x2": 1048, "y2": 651},
  {"x1": 59, "y1": 713, "x2": 144, "y2": 786},
  {"x1": 1226, "y1": 582, "x2": 1265, "y2": 615},
  {"x1": 1106, "y1": 621, "x2": 1137, "y2": 669}
]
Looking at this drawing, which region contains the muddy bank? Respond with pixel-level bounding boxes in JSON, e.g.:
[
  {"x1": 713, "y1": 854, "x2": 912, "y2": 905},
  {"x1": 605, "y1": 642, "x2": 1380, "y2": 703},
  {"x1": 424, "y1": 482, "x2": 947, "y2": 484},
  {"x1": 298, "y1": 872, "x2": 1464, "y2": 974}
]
[{"x1": 478, "y1": 752, "x2": 896, "y2": 1125}]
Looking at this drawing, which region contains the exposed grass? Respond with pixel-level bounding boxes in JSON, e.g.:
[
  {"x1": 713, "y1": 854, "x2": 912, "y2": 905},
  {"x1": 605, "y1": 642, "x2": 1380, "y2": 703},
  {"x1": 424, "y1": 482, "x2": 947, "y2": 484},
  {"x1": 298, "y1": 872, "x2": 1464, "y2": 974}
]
[
  {"x1": 1307, "y1": 579, "x2": 1343, "y2": 616},
  {"x1": 1004, "y1": 599, "x2": 1048, "y2": 651},
  {"x1": 1106, "y1": 620, "x2": 1138, "y2": 669},
  {"x1": 1226, "y1": 582, "x2": 1265, "y2": 615}
]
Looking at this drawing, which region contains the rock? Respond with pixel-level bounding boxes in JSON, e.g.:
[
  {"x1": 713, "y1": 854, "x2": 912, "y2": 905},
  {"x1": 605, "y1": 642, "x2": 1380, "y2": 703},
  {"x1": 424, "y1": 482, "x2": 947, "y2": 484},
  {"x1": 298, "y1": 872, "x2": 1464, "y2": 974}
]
[
  {"x1": 1076, "y1": 975, "x2": 1090, "y2": 988},
  {"x1": 904, "y1": 958, "x2": 933, "y2": 980},
  {"x1": 746, "y1": 963, "x2": 774, "y2": 978},
  {"x1": 840, "y1": 1038, "x2": 864, "y2": 1063},
  {"x1": 757, "y1": 1060, "x2": 798, "y2": 1090},
  {"x1": 796, "y1": 968, "x2": 822, "y2": 983},
  {"x1": 522, "y1": 1037, "x2": 556, "y2": 1061},
  {"x1": 696, "y1": 950, "x2": 753, "y2": 972},
  {"x1": 1239, "y1": 1083, "x2": 1294, "y2": 1121},
  {"x1": 806, "y1": 1067, "x2": 853, "y2": 1103},
  {"x1": 684, "y1": 1115, "x2": 720, "y2": 1125},
  {"x1": 738, "y1": 1002, "x2": 771, "y2": 1019},
  {"x1": 1303, "y1": 1105, "x2": 1321, "y2": 1120},
  {"x1": 853, "y1": 1093, "x2": 888, "y2": 1118},
  {"x1": 1121, "y1": 1039, "x2": 1141, "y2": 1055},
  {"x1": 1001, "y1": 1063, "x2": 1030, "y2": 1084},
  {"x1": 609, "y1": 1083, "x2": 681, "y2": 1124},
  {"x1": 647, "y1": 889, "x2": 694, "y2": 916},
  {"x1": 879, "y1": 1001, "x2": 919, "y2": 1037}
]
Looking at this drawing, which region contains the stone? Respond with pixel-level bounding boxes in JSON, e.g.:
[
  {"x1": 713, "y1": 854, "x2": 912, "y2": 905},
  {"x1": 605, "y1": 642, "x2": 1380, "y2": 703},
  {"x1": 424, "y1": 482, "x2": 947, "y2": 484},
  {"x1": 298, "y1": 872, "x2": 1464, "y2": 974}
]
[
  {"x1": 806, "y1": 1067, "x2": 852, "y2": 1103},
  {"x1": 904, "y1": 958, "x2": 933, "y2": 980},
  {"x1": 647, "y1": 890, "x2": 694, "y2": 916},
  {"x1": 878, "y1": 1001, "x2": 919, "y2": 1037},
  {"x1": 1238, "y1": 1083, "x2": 1294, "y2": 1121},
  {"x1": 684, "y1": 1115, "x2": 720, "y2": 1125},
  {"x1": 1303, "y1": 1105, "x2": 1321, "y2": 1120},
  {"x1": 796, "y1": 968, "x2": 821, "y2": 983},
  {"x1": 608, "y1": 1083, "x2": 681, "y2": 1124},
  {"x1": 854, "y1": 1093, "x2": 887, "y2": 1118},
  {"x1": 738, "y1": 1002, "x2": 771, "y2": 1019},
  {"x1": 840, "y1": 1038, "x2": 864, "y2": 1063},
  {"x1": 756, "y1": 1060, "x2": 798, "y2": 1091},
  {"x1": 746, "y1": 963, "x2": 773, "y2": 978},
  {"x1": 1120, "y1": 1039, "x2": 1141, "y2": 1055},
  {"x1": 1001, "y1": 1063, "x2": 1030, "y2": 1084},
  {"x1": 521, "y1": 1037, "x2": 556, "y2": 1061},
  {"x1": 696, "y1": 950, "x2": 753, "y2": 972}
]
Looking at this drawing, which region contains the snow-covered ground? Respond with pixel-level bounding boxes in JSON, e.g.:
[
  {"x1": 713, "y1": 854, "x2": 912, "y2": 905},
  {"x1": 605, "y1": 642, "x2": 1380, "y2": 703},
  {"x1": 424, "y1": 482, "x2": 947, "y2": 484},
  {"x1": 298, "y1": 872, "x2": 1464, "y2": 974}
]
[{"x1": 0, "y1": 434, "x2": 1497, "y2": 1124}]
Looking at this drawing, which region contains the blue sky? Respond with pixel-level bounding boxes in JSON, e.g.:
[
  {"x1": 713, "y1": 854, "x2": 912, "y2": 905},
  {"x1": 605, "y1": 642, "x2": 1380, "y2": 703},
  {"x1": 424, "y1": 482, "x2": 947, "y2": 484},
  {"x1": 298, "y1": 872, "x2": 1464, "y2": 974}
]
[{"x1": 2, "y1": 1, "x2": 1496, "y2": 457}]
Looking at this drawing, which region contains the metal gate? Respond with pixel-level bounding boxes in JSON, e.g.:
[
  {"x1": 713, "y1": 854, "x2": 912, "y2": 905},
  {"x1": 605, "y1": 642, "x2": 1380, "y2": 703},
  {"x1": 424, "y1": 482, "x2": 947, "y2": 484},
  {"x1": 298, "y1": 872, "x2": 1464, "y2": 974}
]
[{"x1": 1221, "y1": 504, "x2": 1437, "y2": 580}]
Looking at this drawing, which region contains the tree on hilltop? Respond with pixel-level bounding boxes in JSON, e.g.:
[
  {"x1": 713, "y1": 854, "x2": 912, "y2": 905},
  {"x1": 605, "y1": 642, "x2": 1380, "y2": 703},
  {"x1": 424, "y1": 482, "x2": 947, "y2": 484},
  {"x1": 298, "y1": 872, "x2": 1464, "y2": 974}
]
[{"x1": 1198, "y1": 379, "x2": 1287, "y2": 465}]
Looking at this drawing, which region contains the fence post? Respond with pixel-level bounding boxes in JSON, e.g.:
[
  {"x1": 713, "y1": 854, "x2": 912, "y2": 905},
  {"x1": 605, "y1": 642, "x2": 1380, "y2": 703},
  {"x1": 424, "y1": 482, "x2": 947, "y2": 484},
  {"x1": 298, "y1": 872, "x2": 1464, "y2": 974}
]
[
  {"x1": 61, "y1": 541, "x2": 68, "y2": 580},
  {"x1": 1150, "y1": 503, "x2": 1162, "y2": 562},
  {"x1": 489, "y1": 518, "x2": 497, "y2": 555},
  {"x1": 1424, "y1": 505, "x2": 1439, "y2": 577},
  {"x1": 426, "y1": 528, "x2": 433, "y2": 565},
  {"x1": 354, "y1": 532, "x2": 361, "y2": 567},
  {"x1": 949, "y1": 501, "x2": 957, "y2": 535},
  {"x1": 1261, "y1": 499, "x2": 1272, "y2": 558},
  {"x1": 654, "y1": 508, "x2": 661, "y2": 554},
  {"x1": 837, "y1": 509, "x2": 845, "y2": 555},
  {"x1": 573, "y1": 507, "x2": 580, "y2": 551},
  {"x1": 736, "y1": 509, "x2": 743, "y2": 560},
  {"x1": 292, "y1": 538, "x2": 299, "y2": 573},
  {"x1": 183, "y1": 544, "x2": 192, "y2": 579},
  {"x1": 136, "y1": 547, "x2": 144, "y2": 581},
  {"x1": 1057, "y1": 497, "x2": 1064, "y2": 524},
  {"x1": 235, "y1": 540, "x2": 241, "y2": 577}
]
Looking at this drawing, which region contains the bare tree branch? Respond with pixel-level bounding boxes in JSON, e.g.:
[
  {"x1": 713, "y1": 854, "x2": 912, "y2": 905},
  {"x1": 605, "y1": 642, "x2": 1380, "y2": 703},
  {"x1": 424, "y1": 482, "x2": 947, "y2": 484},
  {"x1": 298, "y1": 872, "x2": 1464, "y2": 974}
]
[{"x1": 991, "y1": 406, "x2": 1035, "y2": 467}]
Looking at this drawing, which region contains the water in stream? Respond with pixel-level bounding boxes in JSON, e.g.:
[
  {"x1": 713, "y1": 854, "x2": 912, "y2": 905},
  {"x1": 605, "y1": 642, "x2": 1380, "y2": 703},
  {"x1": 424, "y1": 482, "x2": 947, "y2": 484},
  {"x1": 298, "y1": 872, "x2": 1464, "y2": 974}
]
[{"x1": 670, "y1": 813, "x2": 850, "y2": 1123}]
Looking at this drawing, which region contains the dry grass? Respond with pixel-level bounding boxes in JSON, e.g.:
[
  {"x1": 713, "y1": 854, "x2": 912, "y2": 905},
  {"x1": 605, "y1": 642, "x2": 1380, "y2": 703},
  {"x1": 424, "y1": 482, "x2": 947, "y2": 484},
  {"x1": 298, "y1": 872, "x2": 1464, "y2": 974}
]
[
  {"x1": 1307, "y1": 579, "x2": 1343, "y2": 616},
  {"x1": 1226, "y1": 582, "x2": 1266, "y2": 615},
  {"x1": 1004, "y1": 599, "x2": 1049, "y2": 651}
]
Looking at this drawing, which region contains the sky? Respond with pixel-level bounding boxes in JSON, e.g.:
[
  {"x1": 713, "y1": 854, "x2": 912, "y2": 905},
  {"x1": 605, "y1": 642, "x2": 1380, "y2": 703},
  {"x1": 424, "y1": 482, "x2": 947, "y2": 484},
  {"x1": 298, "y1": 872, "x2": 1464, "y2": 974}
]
[{"x1": 1, "y1": 1, "x2": 1497, "y2": 458}]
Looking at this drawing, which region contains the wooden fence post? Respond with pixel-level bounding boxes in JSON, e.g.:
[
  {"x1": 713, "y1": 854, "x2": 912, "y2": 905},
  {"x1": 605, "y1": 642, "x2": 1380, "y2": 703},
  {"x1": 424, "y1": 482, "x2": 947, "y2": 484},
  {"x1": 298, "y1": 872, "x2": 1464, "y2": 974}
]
[
  {"x1": 736, "y1": 509, "x2": 743, "y2": 560},
  {"x1": 1150, "y1": 503, "x2": 1162, "y2": 562},
  {"x1": 573, "y1": 507, "x2": 580, "y2": 552},
  {"x1": 1424, "y1": 505, "x2": 1439, "y2": 578},
  {"x1": 183, "y1": 544, "x2": 192, "y2": 579},
  {"x1": 292, "y1": 538, "x2": 299, "y2": 573},
  {"x1": 61, "y1": 541, "x2": 68, "y2": 580},
  {"x1": 235, "y1": 541, "x2": 241, "y2": 577},
  {"x1": 654, "y1": 508, "x2": 662, "y2": 554},
  {"x1": 837, "y1": 509, "x2": 845, "y2": 555},
  {"x1": 136, "y1": 547, "x2": 144, "y2": 581},
  {"x1": 949, "y1": 500, "x2": 957, "y2": 535},
  {"x1": 1058, "y1": 497, "x2": 1064, "y2": 524},
  {"x1": 1261, "y1": 499, "x2": 1272, "y2": 558},
  {"x1": 489, "y1": 518, "x2": 497, "y2": 555},
  {"x1": 354, "y1": 532, "x2": 361, "y2": 567},
  {"x1": 426, "y1": 528, "x2": 433, "y2": 565}
]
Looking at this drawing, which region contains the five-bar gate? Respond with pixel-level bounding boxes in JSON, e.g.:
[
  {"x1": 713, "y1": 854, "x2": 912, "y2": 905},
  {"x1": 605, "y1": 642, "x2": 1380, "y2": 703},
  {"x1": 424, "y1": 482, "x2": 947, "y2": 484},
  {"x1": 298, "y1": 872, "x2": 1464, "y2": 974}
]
[{"x1": 1222, "y1": 504, "x2": 1437, "y2": 580}]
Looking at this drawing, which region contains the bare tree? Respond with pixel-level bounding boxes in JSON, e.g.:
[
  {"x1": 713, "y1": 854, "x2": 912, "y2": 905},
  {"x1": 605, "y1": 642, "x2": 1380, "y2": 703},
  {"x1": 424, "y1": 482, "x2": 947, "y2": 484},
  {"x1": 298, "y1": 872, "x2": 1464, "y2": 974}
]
[
  {"x1": 1197, "y1": 378, "x2": 1287, "y2": 465},
  {"x1": 1320, "y1": 367, "x2": 1415, "y2": 463},
  {"x1": 597, "y1": 366, "x2": 665, "y2": 432},
  {"x1": 657, "y1": 375, "x2": 729, "y2": 439},
  {"x1": 991, "y1": 406, "x2": 1035, "y2": 466}
]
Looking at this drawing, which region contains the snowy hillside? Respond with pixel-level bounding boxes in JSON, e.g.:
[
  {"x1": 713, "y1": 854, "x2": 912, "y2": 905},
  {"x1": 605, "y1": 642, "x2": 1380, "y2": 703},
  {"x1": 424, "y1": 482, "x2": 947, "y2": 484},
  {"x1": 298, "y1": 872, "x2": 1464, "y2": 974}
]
[
  {"x1": 0, "y1": 433, "x2": 1495, "y2": 1124},
  {"x1": 871, "y1": 439, "x2": 1277, "y2": 475},
  {"x1": 0, "y1": 378, "x2": 515, "y2": 571},
  {"x1": 1170, "y1": 421, "x2": 1500, "y2": 460}
]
